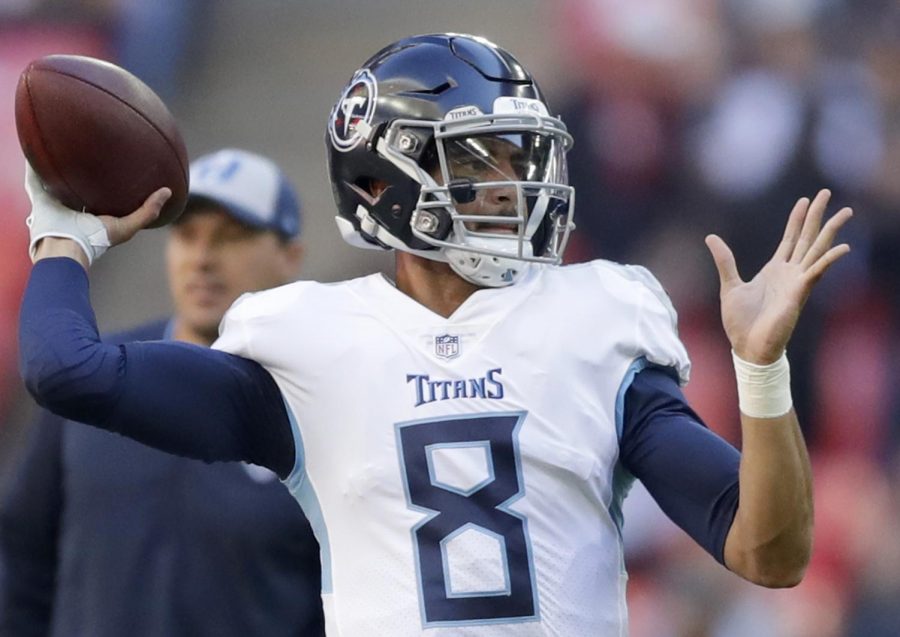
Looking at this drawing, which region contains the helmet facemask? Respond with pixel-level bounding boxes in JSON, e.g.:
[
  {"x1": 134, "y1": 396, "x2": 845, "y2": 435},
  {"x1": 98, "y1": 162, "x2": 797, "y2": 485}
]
[{"x1": 377, "y1": 111, "x2": 575, "y2": 287}]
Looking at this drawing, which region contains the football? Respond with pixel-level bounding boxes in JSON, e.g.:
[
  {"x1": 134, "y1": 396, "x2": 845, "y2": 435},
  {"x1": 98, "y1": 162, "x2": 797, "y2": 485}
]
[{"x1": 14, "y1": 55, "x2": 189, "y2": 227}]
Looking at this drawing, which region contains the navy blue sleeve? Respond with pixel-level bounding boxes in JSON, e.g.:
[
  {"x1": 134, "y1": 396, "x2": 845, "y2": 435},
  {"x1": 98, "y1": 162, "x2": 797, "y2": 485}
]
[
  {"x1": 0, "y1": 410, "x2": 63, "y2": 636},
  {"x1": 18, "y1": 258, "x2": 295, "y2": 478},
  {"x1": 620, "y1": 366, "x2": 740, "y2": 565}
]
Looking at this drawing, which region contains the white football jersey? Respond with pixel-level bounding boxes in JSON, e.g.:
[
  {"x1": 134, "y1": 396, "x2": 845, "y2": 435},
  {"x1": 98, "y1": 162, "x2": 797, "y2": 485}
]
[{"x1": 213, "y1": 260, "x2": 690, "y2": 636}]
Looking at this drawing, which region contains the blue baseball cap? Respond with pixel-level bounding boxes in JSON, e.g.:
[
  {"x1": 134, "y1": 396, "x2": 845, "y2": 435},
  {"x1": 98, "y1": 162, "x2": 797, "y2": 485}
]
[{"x1": 184, "y1": 148, "x2": 302, "y2": 238}]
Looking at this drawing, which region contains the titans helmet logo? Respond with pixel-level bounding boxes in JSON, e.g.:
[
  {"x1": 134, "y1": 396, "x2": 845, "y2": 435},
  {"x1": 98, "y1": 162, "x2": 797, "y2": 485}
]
[{"x1": 329, "y1": 70, "x2": 377, "y2": 152}]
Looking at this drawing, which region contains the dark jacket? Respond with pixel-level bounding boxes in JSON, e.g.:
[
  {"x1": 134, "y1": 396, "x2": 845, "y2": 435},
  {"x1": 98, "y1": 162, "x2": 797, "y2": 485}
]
[{"x1": 0, "y1": 320, "x2": 324, "y2": 637}]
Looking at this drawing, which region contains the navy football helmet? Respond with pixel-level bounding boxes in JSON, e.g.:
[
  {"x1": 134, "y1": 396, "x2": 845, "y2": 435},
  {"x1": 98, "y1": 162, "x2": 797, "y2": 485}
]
[{"x1": 326, "y1": 33, "x2": 575, "y2": 287}]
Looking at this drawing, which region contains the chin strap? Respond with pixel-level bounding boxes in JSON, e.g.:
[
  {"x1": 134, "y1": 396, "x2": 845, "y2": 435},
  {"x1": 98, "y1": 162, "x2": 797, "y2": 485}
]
[
  {"x1": 445, "y1": 236, "x2": 533, "y2": 287},
  {"x1": 338, "y1": 205, "x2": 536, "y2": 287},
  {"x1": 335, "y1": 206, "x2": 445, "y2": 262}
]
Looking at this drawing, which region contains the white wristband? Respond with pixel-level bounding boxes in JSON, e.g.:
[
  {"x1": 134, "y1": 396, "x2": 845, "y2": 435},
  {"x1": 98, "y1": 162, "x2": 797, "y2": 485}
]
[
  {"x1": 732, "y1": 350, "x2": 793, "y2": 419},
  {"x1": 24, "y1": 163, "x2": 110, "y2": 265}
]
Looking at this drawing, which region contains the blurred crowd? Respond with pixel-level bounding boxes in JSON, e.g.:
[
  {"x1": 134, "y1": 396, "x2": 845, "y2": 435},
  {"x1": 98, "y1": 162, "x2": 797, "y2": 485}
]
[
  {"x1": 554, "y1": 0, "x2": 900, "y2": 635},
  {"x1": 1, "y1": 0, "x2": 899, "y2": 635}
]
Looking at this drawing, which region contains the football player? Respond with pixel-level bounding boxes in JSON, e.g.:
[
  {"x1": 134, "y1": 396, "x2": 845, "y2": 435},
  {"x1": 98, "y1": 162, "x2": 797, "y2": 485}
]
[{"x1": 18, "y1": 34, "x2": 852, "y2": 635}]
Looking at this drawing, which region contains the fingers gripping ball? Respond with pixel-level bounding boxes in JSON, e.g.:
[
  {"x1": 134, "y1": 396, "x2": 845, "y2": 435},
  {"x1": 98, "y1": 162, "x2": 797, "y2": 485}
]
[{"x1": 15, "y1": 55, "x2": 189, "y2": 227}]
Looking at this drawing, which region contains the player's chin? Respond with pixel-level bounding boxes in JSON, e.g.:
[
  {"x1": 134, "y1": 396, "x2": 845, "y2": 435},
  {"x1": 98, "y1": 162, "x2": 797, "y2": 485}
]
[
  {"x1": 177, "y1": 301, "x2": 228, "y2": 337},
  {"x1": 188, "y1": 313, "x2": 226, "y2": 342}
]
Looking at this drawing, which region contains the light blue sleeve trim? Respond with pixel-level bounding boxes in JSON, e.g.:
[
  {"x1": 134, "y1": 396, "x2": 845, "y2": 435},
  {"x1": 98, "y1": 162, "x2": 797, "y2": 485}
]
[
  {"x1": 281, "y1": 397, "x2": 333, "y2": 594},
  {"x1": 610, "y1": 357, "x2": 679, "y2": 542},
  {"x1": 609, "y1": 358, "x2": 649, "y2": 548},
  {"x1": 614, "y1": 357, "x2": 653, "y2": 442}
]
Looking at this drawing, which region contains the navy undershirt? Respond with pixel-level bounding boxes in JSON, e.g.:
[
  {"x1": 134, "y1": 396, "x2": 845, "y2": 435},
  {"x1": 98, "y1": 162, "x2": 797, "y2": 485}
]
[{"x1": 19, "y1": 257, "x2": 740, "y2": 564}]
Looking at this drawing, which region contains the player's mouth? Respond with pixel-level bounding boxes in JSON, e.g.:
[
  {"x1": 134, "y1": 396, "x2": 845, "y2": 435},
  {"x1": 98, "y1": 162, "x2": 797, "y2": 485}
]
[
  {"x1": 185, "y1": 281, "x2": 227, "y2": 305},
  {"x1": 473, "y1": 222, "x2": 518, "y2": 234},
  {"x1": 469, "y1": 215, "x2": 520, "y2": 234}
]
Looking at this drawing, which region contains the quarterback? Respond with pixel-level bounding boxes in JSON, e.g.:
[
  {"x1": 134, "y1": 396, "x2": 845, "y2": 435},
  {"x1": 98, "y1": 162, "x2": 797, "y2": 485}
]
[{"x1": 19, "y1": 35, "x2": 851, "y2": 636}]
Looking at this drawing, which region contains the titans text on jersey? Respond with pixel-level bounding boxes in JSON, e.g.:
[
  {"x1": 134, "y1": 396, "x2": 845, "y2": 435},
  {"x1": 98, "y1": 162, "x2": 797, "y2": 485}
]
[{"x1": 406, "y1": 369, "x2": 504, "y2": 407}]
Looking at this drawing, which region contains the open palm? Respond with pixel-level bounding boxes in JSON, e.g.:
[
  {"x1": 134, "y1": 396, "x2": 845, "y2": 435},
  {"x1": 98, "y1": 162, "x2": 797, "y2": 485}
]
[{"x1": 706, "y1": 190, "x2": 853, "y2": 365}]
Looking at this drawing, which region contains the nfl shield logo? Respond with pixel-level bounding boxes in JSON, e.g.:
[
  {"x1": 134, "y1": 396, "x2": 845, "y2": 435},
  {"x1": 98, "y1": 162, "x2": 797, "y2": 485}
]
[{"x1": 434, "y1": 334, "x2": 460, "y2": 360}]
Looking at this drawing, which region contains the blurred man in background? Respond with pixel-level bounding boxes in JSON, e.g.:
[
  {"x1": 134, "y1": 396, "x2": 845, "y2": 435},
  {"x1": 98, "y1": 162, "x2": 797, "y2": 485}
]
[{"x1": 0, "y1": 148, "x2": 324, "y2": 637}]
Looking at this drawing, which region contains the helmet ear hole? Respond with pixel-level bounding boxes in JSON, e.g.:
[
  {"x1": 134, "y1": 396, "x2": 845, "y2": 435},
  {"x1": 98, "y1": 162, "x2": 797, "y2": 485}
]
[{"x1": 353, "y1": 177, "x2": 378, "y2": 199}]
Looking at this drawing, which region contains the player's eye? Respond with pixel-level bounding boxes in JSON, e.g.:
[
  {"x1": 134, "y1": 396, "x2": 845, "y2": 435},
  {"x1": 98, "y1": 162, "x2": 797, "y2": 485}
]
[
  {"x1": 450, "y1": 157, "x2": 482, "y2": 174},
  {"x1": 221, "y1": 228, "x2": 253, "y2": 243},
  {"x1": 510, "y1": 155, "x2": 530, "y2": 179}
]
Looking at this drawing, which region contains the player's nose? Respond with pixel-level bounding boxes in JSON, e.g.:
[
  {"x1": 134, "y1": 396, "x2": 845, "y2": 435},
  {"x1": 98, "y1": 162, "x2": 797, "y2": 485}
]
[
  {"x1": 483, "y1": 182, "x2": 516, "y2": 212},
  {"x1": 185, "y1": 236, "x2": 222, "y2": 270}
]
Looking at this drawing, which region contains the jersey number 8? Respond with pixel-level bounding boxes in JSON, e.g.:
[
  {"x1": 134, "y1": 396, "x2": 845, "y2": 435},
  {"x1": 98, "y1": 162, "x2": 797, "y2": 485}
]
[{"x1": 396, "y1": 413, "x2": 539, "y2": 627}]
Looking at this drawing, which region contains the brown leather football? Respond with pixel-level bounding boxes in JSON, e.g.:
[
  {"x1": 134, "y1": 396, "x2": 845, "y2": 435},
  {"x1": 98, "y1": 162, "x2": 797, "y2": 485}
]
[{"x1": 15, "y1": 55, "x2": 189, "y2": 227}]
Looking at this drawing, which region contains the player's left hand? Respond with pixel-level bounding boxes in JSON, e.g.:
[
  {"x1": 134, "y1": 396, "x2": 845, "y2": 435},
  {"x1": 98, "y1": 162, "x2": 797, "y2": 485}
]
[{"x1": 705, "y1": 189, "x2": 853, "y2": 365}]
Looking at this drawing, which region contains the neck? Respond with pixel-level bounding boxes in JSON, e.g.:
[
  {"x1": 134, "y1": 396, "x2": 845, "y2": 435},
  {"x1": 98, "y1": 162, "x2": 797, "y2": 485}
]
[
  {"x1": 171, "y1": 320, "x2": 216, "y2": 347},
  {"x1": 394, "y1": 252, "x2": 481, "y2": 318}
]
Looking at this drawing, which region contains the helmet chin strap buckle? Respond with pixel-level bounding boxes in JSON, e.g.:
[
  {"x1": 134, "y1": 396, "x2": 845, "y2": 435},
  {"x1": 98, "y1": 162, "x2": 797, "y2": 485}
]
[
  {"x1": 411, "y1": 209, "x2": 453, "y2": 240},
  {"x1": 413, "y1": 210, "x2": 440, "y2": 234}
]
